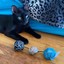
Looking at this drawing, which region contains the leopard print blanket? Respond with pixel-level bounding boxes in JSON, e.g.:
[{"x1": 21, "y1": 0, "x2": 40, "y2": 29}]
[{"x1": 21, "y1": 0, "x2": 64, "y2": 29}]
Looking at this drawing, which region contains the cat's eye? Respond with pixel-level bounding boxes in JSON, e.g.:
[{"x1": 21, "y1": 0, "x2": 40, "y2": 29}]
[
  {"x1": 18, "y1": 17, "x2": 22, "y2": 20},
  {"x1": 26, "y1": 15, "x2": 28, "y2": 18}
]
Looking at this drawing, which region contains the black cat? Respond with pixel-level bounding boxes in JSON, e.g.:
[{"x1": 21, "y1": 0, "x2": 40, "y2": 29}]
[{"x1": 0, "y1": 4, "x2": 41, "y2": 44}]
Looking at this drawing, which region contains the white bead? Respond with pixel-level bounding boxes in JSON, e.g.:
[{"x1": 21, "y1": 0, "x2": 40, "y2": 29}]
[{"x1": 29, "y1": 47, "x2": 38, "y2": 55}]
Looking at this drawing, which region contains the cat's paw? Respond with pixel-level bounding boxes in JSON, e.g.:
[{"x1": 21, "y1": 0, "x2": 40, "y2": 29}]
[
  {"x1": 36, "y1": 34, "x2": 41, "y2": 39},
  {"x1": 23, "y1": 39, "x2": 29, "y2": 44},
  {"x1": 34, "y1": 34, "x2": 41, "y2": 39}
]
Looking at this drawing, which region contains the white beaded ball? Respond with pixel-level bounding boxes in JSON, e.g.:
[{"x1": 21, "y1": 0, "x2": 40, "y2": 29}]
[{"x1": 29, "y1": 47, "x2": 38, "y2": 55}]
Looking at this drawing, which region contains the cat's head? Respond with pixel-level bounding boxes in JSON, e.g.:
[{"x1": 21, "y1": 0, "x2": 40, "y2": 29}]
[{"x1": 11, "y1": 4, "x2": 29, "y2": 25}]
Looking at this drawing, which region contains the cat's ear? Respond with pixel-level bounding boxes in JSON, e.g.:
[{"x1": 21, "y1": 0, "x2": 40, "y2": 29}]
[
  {"x1": 11, "y1": 5, "x2": 18, "y2": 13},
  {"x1": 24, "y1": 3, "x2": 28, "y2": 11}
]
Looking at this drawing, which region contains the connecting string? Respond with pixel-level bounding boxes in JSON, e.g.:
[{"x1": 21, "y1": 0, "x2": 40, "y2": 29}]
[
  {"x1": 38, "y1": 51, "x2": 44, "y2": 52},
  {"x1": 24, "y1": 46, "x2": 44, "y2": 52},
  {"x1": 24, "y1": 46, "x2": 29, "y2": 49}
]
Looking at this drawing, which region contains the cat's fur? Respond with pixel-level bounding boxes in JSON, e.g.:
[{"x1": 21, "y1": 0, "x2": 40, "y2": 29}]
[{"x1": 0, "y1": 5, "x2": 41, "y2": 44}]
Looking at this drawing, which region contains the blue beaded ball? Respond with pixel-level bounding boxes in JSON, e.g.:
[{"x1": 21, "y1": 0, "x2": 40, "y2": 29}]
[
  {"x1": 43, "y1": 48, "x2": 56, "y2": 60},
  {"x1": 14, "y1": 40, "x2": 24, "y2": 51}
]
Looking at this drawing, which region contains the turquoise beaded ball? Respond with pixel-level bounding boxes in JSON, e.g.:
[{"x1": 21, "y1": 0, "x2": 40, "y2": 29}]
[{"x1": 43, "y1": 48, "x2": 56, "y2": 60}]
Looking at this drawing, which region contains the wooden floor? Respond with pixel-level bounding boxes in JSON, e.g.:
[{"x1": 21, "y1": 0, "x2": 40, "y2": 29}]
[{"x1": 0, "y1": 31, "x2": 64, "y2": 64}]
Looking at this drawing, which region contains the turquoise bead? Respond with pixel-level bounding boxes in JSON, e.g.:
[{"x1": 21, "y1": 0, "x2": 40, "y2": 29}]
[{"x1": 43, "y1": 48, "x2": 56, "y2": 60}]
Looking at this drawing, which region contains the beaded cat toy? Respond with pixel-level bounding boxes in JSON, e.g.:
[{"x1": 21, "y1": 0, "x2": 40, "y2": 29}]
[{"x1": 14, "y1": 40, "x2": 60, "y2": 61}]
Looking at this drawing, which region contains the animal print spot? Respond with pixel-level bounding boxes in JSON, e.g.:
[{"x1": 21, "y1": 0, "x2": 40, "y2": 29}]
[
  {"x1": 37, "y1": 10, "x2": 41, "y2": 14},
  {"x1": 62, "y1": 12, "x2": 64, "y2": 17},
  {"x1": 41, "y1": 18, "x2": 45, "y2": 21},
  {"x1": 40, "y1": 4, "x2": 42, "y2": 7},
  {"x1": 31, "y1": 1, "x2": 34, "y2": 4},
  {"x1": 35, "y1": 4, "x2": 39, "y2": 9},
  {"x1": 37, "y1": 16, "x2": 40, "y2": 19},
  {"x1": 30, "y1": 13, "x2": 33, "y2": 16},
  {"x1": 34, "y1": 16, "x2": 36, "y2": 18},
  {"x1": 41, "y1": 13, "x2": 45, "y2": 17},
  {"x1": 44, "y1": 2, "x2": 48, "y2": 7},
  {"x1": 62, "y1": 0, "x2": 64, "y2": 4},
  {"x1": 63, "y1": 18, "x2": 64, "y2": 21},
  {"x1": 39, "y1": 0, "x2": 44, "y2": 3},
  {"x1": 41, "y1": 7, "x2": 44, "y2": 11},
  {"x1": 34, "y1": 13, "x2": 36, "y2": 15},
  {"x1": 39, "y1": 21, "x2": 41, "y2": 22},
  {"x1": 33, "y1": 9, "x2": 36, "y2": 12},
  {"x1": 62, "y1": 8, "x2": 64, "y2": 11}
]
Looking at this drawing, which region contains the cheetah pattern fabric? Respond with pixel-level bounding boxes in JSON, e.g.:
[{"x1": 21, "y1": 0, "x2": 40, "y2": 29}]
[{"x1": 21, "y1": 0, "x2": 64, "y2": 28}]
